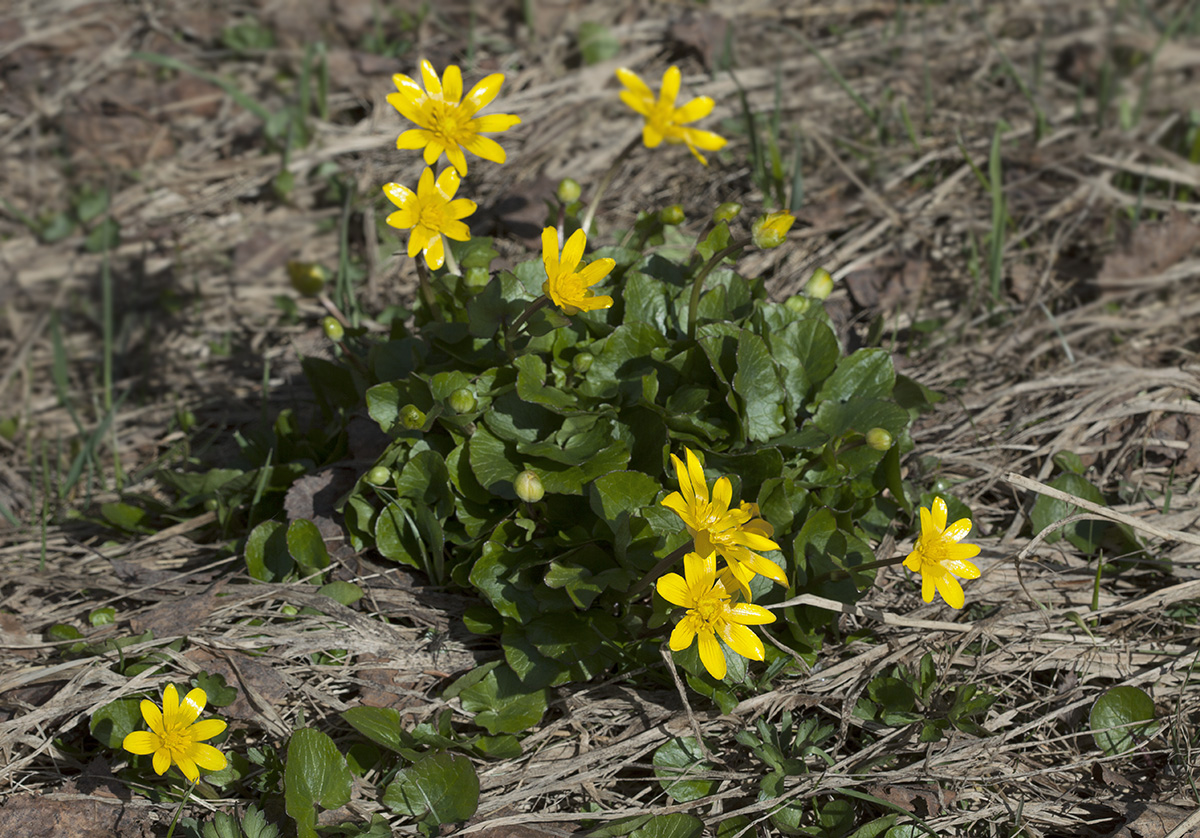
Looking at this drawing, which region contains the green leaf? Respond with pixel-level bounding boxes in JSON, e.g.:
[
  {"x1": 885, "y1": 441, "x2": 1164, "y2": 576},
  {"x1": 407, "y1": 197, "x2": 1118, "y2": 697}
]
[
  {"x1": 374, "y1": 501, "x2": 420, "y2": 567},
  {"x1": 589, "y1": 469, "x2": 660, "y2": 531},
  {"x1": 394, "y1": 449, "x2": 451, "y2": 508},
  {"x1": 317, "y1": 581, "x2": 364, "y2": 606},
  {"x1": 1090, "y1": 686, "x2": 1156, "y2": 756},
  {"x1": 732, "y1": 330, "x2": 785, "y2": 442},
  {"x1": 382, "y1": 751, "x2": 479, "y2": 824},
  {"x1": 515, "y1": 354, "x2": 575, "y2": 409},
  {"x1": 245, "y1": 520, "x2": 293, "y2": 582},
  {"x1": 578, "y1": 21, "x2": 620, "y2": 65},
  {"x1": 341, "y1": 707, "x2": 415, "y2": 757},
  {"x1": 192, "y1": 671, "x2": 238, "y2": 707},
  {"x1": 84, "y1": 217, "x2": 120, "y2": 253},
  {"x1": 90, "y1": 698, "x2": 143, "y2": 749},
  {"x1": 287, "y1": 518, "x2": 330, "y2": 577},
  {"x1": 89, "y1": 607, "x2": 116, "y2": 627},
  {"x1": 816, "y1": 348, "x2": 895, "y2": 402},
  {"x1": 457, "y1": 665, "x2": 548, "y2": 734},
  {"x1": 468, "y1": 426, "x2": 520, "y2": 496},
  {"x1": 1029, "y1": 473, "x2": 1107, "y2": 553},
  {"x1": 652, "y1": 737, "x2": 714, "y2": 803},
  {"x1": 812, "y1": 397, "x2": 910, "y2": 439},
  {"x1": 99, "y1": 501, "x2": 152, "y2": 534},
  {"x1": 630, "y1": 813, "x2": 705, "y2": 838},
  {"x1": 284, "y1": 729, "x2": 352, "y2": 838}
]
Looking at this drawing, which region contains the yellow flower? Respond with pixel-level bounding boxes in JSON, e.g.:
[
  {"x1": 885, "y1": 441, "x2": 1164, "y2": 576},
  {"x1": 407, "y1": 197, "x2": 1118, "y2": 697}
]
[
  {"x1": 388, "y1": 60, "x2": 521, "y2": 175},
  {"x1": 541, "y1": 227, "x2": 615, "y2": 315},
  {"x1": 661, "y1": 447, "x2": 788, "y2": 594},
  {"x1": 122, "y1": 684, "x2": 227, "y2": 782},
  {"x1": 383, "y1": 167, "x2": 476, "y2": 270},
  {"x1": 615, "y1": 65, "x2": 727, "y2": 165},
  {"x1": 903, "y1": 497, "x2": 981, "y2": 609},
  {"x1": 751, "y1": 211, "x2": 796, "y2": 249},
  {"x1": 657, "y1": 551, "x2": 776, "y2": 680}
]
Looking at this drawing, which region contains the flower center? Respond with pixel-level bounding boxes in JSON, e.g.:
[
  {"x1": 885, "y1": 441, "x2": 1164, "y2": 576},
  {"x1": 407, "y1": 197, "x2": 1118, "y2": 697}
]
[
  {"x1": 418, "y1": 200, "x2": 447, "y2": 232},
  {"x1": 428, "y1": 100, "x2": 469, "y2": 145},
  {"x1": 160, "y1": 725, "x2": 190, "y2": 756}
]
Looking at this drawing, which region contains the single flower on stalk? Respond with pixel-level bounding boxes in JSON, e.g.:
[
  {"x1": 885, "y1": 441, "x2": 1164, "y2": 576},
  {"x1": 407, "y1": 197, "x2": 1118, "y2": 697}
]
[
  {"x1": 388, "y1": 60, "x2": 521, "y2": 175},
  {"x1": 122, "y1": 684, "x2": 227, "y2": 783},
  {"x1": 903, "y1": 497, "x2": 981, "y2": 609},
  {"x1": 657, "y1": 551, "x2": 776, "y2": 680},
  {"x1": 541, "y1": 226, "x2": 615, "y2": 315},
  {"x1": 615, "y1": 65, "x2": 727, "y2": 165},
  {"x1": 383, "y1": 167, "x2": 476, "y2": 270},
  {"x1": 751, "y1": 210, "x2": 796, "y2": 249},
  {"x1": 661, "y1": 447, "x2": 788, "y2": 595}
]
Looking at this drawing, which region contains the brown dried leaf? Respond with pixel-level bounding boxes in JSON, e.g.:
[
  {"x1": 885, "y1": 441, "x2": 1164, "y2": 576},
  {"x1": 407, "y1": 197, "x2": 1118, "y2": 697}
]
[
  {"x1": 0, "y1": 794, "x2": 156, "y2": 838},
  {"x1": 284, "y1": 467, "x2": 357, "y2": 542},
  {"x1": 1098, "y1": 209, "x2": 1200, "y2": 285}
]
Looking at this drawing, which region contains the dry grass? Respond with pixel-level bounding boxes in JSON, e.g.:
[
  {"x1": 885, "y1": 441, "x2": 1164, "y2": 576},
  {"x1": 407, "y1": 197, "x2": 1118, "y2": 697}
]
[{"x1": 3, "y1": 0, "x2": 1200, "y2": 835}]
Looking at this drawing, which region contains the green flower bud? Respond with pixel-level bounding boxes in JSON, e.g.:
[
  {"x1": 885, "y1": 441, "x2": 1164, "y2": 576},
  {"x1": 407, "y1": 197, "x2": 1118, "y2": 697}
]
[
  {"x1": 203, "y1": 498, "x2": 219, "y2": 512},
  {"x1": 557, "y1": 178, "x2": 582, "y2": 204},
  {"x1": 866, "y1": 428, "x2": 894, "y2": 451},
  {"x1": 448, "y1": 387, "x2": 477, "y2": 414},
  {"x1": 514, "y1": 469, "x2": 545, "y2": 503},
  {"x1": 660, "y1": 204, "x2": 685, "y2": 226},
  {"x1": 321, "y1": 316, "x2": 344, "y2": 342},
  {"x1": 804, "y1": 267, "x2": 834, "y2": 300},
  {"x1": 713, "y1": 202, "x2": 742, "y2": 223},
  {"x1": 784, "y1": 294, "x2": 811, "y2": 315},
  {"x1": 400, "y1": 404, "x2": 426, "y2": 430},
  {"x1": 572, "y1": 352, "x2": 594, "y2": 374},
  {"x1": 751, "y1": 211, "x2": 796, "y2": 249},
  {"x1": 365, "y1": 466, "x2": 391, "y2": 486},
  {"x1": 464, "y1": 266, "x2": 490, "y2": 288},
  {"x1": 288, "y1": 260, "x2": 328, "y2": 296}
]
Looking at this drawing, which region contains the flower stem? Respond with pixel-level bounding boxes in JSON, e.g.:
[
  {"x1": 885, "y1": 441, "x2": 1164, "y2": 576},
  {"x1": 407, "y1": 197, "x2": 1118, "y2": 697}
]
[
  {"x1": 630, "y1": 542, "x2": 693, "y2": 598},
  {"x1": 165, "y1": 779, "x2": 198, "y2": 838},
  {"x1": 686, "y1": 236, "x2": 750, "y2": 340},
  {"x1": 414, "y1": 258, "x2": 443, "y2": 322},
  {"x1": 504, "y1": 295, "x2": 552, "y2": 359},
  {"x1": 806, "y1": 554, "x2": 907, "y2": 588},
  {"x1": 580, "y1": 134, "x2": 641, "y2": 236}
]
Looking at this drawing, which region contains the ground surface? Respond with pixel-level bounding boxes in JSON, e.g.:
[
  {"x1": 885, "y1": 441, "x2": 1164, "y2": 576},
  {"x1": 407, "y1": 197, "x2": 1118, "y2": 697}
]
[{"x1": 3, "y1": 0, "x2": 1200, "y2": 835}]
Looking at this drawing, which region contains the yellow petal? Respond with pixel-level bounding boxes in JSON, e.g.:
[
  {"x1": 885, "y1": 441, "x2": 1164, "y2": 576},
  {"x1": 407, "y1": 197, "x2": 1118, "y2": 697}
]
[
  {"x1": 657, "y1": 573, "x2": 690, "y2": 607},
  {"x1": 161, "y1": 684, "x2": 180, "y2": 718},
  {"x1": 642, "y1": 122, "x2": 664, "y2": 148},
  {"x1": 416, "y1": 167, "x2": 435, "y2": 196},
  {"x1": 660, "y1": 66, "x2": 681, "y2": 108},
  {"x1": 684, "y1": 448, "x2": 708, "y2": 504},
  {"x1": 386, "y1": 91, "x2": 429, "y2": 126},
  {"x1": 682, "y1": 127, "x2": 727, "y2": 151},
  {"x1": 140, "y1": 698, "x2": 164, "y2": 736},
  {"x1": 152, "y1": 748, "x2": 172, "y2": 776},
  {"x1": 728, "y1": 603, "x2": 776, "y2": 625},
  {"x1": 669, "y1": 620, "x2": 696, "y2": 651},
  {"x1": 902, "y1": 551, "x2": 922, "y2": 573},
  {"x1": 442, "y1": 64, "x2": 463, "y2": 103},
  {"x1": 921, "y1": 572, "x2": 936, "y2": 603},
  {"x1": 541, "y1": 227, "x2": 560, "y2": 281},
  {"x1": 188, "y1": 718, "x2": 227, "y2": 743},
  {"x1": 615, "y1": 67, "x2": 653, "y2": 101},
  {"x1": 743, "y1": 553, "x2": 788, "y2": 586},
  {"x1": 441, "y1": 219, "x2": 472, "y2": 242},
  {"x1": 180, "y1": 688, "x2": 207, "y2": 725},
  {"x1": 423, "y1": 234, "x2": 446, "y2": 270},
  {"x1": 472, "y1": 113, "x2": 521, "y2": 133},
  {"x1": 931, "y1": 498, "x2": 948, "y2": 531},
  {"x1": 174, "y1": 754, "x2": 200, "y2": 783},
  {"x1": 661, "y1": 491, "x2": 689, "y2": 519},
  {"x1": 722, "y1": 622, "x2": 765, "y2": 661},
  {"x1": 711, "y1": 476, "x2": 732, "y2": 512},
  {"x1": 419, "y1": 60, "x2": 441, "y2": 96},
  {"x1": 935, "y1": 573, "x2": 965, "y2": 609},
  {"x1": 434, "y1": 167, "x2": 461, "y2": 199},
  {"x1": 619, "y1": 88, "x2": 652, "y2": 116},
  {"x1": 577, "y1": 258, "x2": 615, "y2": 288},
  {"x1": 697, "y1": 631, "x2": 726, "y2": 679},
  {"x1": 461, "y1": 133, "x2": 508, "y2": 165},
  {"x1": 191, "y1": 743, "x2": 228, "y2": 772},
  {"x1": 446, "y1": 197, "x2": 477, "y2": 221},
  {"x1": 445, "y1": 145, "x2": 469, "y2": 176},
  {"x1": 576, "y1": 294, "x2": 613, "y2": 311},
  {"x1": 396, "y1": 128, "x2": 430, "y2": 150},
  {"x1": 943, "y1": 557, "x2": 981, "y2": 579},
  {"x1": 944, "y1": 518, "x2": 973, "y2": 543},
  {"x1": 422, "y1": 141, "x2": 444, "y2": 166},
  {"x1": 674, "y1": 95, "x2": 714, "y2": 123},
  {"x1": 123, "y1": 730, "x2": 160, "y2": 755},
  {"x1": 463, "y1": 73, "x2": 505, "y2": 115},
  {"x1": 408, "y1": 226, "x2": 430, "y2": 258},
  {"x1": 560, "y1": 228, "x2": 587, "y2": 274}
]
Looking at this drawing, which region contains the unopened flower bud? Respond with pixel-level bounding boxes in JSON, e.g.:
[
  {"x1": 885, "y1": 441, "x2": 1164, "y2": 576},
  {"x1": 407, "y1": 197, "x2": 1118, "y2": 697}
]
[
  {"x1": 751, "y1": 211, "x2": 796, "y2": 249},
  {"x1": 400, "y1": 404, "x2": 426, "y2": 430},
  {"x1": 660, "y1": 204, "x2": 685, "y2": 226},
  {"x1": 321, "y1": 316, "x2": 344, "y2": 342},
  {"x1": 448, "y1": 387, "x2": 477, "y2": 414},
  {"x1": 514, "y1": 470, "x2": 544, "y2": 503},
  {"x1": 713, "y1": 202, "x2": 742, "y2": 223},
  {"x1": 365, "y1": 466, "x2": 391, "y2": 486},
  {"x1": 557, "y1": 178, "x2": 582, "y2": 204},
  {"x1": 866, "y1": 428, "x2": 894, "y2": 452},
  {"x1": 784, "y1": 294, "x2": 811, "y2": 315},
  {"x1": 288, "y1": 261, "x2": 328, "y2": 296},
  {"x1": 804, "y1": 267, "x2": 834, "y2": 300},
  {"x1": 572, "y1": 352, "x2": 594, "y2": 374}
]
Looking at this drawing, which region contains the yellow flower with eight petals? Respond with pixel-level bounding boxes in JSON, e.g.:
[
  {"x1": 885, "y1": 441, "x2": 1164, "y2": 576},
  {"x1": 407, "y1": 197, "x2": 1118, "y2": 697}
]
[
  {"x1": 657, "y1": 551, "x2": 776, "y2": 680},
  {"x1": 541, "y1": 226, "x2": 615, "y2": 315},
  {"x1": 388, "y1": 60, "x2": 521, "y2": 175},
  {"x1": 383, "y1": 167, "x2": 476, "y2": 271},
  {"x1": 661, "y1": 447, "x2": 787, "y2": 596},
  {"x1": 615, "y1": 65, "x2": 727, "y2": 165},
  {"x1": 122, "y1": 684, "x2": 227, "y2": 782},
  {"x1": 903, "y1": 497, "x2": 981, "y2": 609}
]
